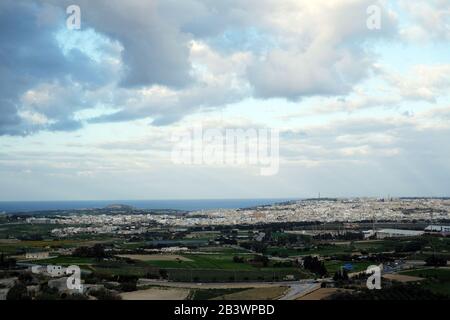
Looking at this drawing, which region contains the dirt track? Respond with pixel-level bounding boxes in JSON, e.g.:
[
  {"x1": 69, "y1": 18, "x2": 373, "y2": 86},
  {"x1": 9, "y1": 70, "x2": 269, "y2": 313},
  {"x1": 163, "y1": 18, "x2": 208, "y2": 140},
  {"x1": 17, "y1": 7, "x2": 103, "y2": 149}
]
[
  {"x1": 117, "y1": 254, "x2": 192, "y2": 261},
  {"x1": 120, "y1": 287, "x2": 190, "y2": 300},
  {"x1": 382, "y1": 274, "x2": 424, "y2": 283}
]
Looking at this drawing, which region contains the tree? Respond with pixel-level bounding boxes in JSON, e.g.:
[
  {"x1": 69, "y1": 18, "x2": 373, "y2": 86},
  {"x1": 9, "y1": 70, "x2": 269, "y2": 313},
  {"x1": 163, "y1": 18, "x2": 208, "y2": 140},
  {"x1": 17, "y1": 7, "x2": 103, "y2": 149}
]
[
  {"x1": 0, "y1": 253, "x2": 16, "y2": 269},
  {"x1": 252, "y1": 255, "x2": 269, "y2": 267},
  {"x1": 331, "y1": 283, "x2": 449, "y2": 300},
  {"x1": 159, "y1": 269, "x2": 168, "y2": 279},
  {"x1": 72, "y1": 244, "x2": 107, "y2": 260},
  {"x1": 303, "y1": 256, "x2": 327, "y2": 277},
  {"x1": 7, "y1": 283, "x2": 31, "y2": 300},
  {"x1": 18, "y1": 272, "x2": 33, "y2": 285},
  {"x1": 90, "y1": 288, "x2": 121, "y2": 300},
  {"x1": 119, "y1": 281, "x2": 137, "y2": 292},
  {"x1": 425, "y1": 255, "x2": 447, "y2": 267},
  {"x1": 92, "y1": 244, "x2": 106, "y2": 260},
  {"x1": 333, "y1": 268, "x2": 349, "y2": 281}
]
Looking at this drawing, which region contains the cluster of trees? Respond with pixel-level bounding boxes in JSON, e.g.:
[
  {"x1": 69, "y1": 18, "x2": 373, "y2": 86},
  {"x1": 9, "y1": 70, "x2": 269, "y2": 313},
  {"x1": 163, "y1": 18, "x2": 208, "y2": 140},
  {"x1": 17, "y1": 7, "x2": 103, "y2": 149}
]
[
  {"x1": 313, "y1": 232, "x2": 364, "y2": 241},
  {"x1": 425, "y1": 255, "x2": 447, "y2": 267},
  {"x1": 0, "y1": 253, "x2": 16, "y2": 269},
  {"x1": 272, "y1": 261, "x2": 295, "y2": 268},
  {"x1": 72, "y1": 244, "x2": 107, "y2": 260},
  {"x1": 89, "y1": 288, "x2": 121, "y2": 300},
  {"x1": 241, "y1": 241, "x2": 267, "y2": 253},
  {"x1": 250, "y1": 255, "x2": 269, "y2": 267},
  {"x1": 34, "y1": 283, "x2": 86, "y2": 300},
  {"x1": 261, "y1": 230, "x2": 313, "y2": 247},
  {"x1": 331, "y1": 283, "x2": 449, "y2": 300},
  {"x1": 268, "y1": 251, "x2": 291, "y2": 258},
  {"x1": 333, "y1": 268, "x2": 349, "y2": 282},
  {"x1": 394, "y1": 239, "x2": 426, "y2": 253},
  {"x1": 17, "y1": 234, "x2": 44, "y2": 241},
  {"x1": 138, "y1": 266, "x2": 165, "y2": 279},
  {"x1": 6, "y1": 283, "x2": 31, "y2": 300},
  {"x1": 303, "y1": 256, "x2": 327, "y2": 277},
  {"x1": 6, "y1": 275, "x2": 89, "y2": 300},
  {"x1": 118, "y1": 275, "x2": 138, "y2": 292},
  {"x1": 158, "y1": 269, "x2": 168, "y2": 279}
]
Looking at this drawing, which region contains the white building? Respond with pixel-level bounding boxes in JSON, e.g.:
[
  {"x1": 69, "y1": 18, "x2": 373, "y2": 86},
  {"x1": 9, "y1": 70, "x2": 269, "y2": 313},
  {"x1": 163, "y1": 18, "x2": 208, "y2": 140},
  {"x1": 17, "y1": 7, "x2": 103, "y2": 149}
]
[
  {"x1": 46, "y1": 265, "x2": 66, "y2": 277},
  {"x1": 26, "y1": 217, "x2": 55, "y2": 224},
  {"x1": 25, "y1": 251, "x2": 49, "y2": 260},
  {"x1": 376, "y1": 229, "x2": 424, "y2": 239},
  {"x1": 363, "y1": 230, "x2": 375, "y2": 239},
  {"x1": 425, "y1": 225, "x2": 450, "y2": 233}
]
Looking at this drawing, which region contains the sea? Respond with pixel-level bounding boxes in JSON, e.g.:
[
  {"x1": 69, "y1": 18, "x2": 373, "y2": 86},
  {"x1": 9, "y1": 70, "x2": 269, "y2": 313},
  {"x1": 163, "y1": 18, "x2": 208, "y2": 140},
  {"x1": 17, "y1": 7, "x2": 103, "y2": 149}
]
[{"x1": 0, "y1": 198, "x2": 296, "y2": 214}]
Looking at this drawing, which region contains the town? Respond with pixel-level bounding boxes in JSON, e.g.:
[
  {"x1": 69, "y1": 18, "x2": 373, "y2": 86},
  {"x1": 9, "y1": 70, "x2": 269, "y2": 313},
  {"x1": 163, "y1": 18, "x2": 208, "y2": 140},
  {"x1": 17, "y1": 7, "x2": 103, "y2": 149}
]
[
  {"x1": 22, "y1": 198, "x2": 450, "y2": 234},
  {"x1": 0, "y1": 197, "x2": 449, "y2": 300}
]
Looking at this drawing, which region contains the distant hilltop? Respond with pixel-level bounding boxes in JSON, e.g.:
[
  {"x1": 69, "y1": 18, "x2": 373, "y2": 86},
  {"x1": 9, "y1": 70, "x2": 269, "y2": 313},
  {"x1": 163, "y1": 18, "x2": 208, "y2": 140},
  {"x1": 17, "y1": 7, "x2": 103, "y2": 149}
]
[{"x1": 104, "y1": 204, "x2": 134, "y2": 210}]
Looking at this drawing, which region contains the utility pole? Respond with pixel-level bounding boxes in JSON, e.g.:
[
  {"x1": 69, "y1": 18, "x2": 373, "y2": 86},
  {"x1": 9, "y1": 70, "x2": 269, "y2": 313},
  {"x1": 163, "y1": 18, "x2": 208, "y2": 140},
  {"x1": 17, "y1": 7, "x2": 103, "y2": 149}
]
[{"x1": 372, "y1": 213, "x2": 377, "y2": 237}]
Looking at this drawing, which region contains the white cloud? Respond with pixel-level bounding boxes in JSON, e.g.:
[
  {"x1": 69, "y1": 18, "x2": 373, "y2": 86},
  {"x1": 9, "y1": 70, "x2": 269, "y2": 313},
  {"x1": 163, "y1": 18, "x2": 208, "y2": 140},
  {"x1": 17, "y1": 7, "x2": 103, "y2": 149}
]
[
  {"x1": 399, "y1": 0, "x2": 450, "y2": 42},
  {"x1": 382, "y1": 64, "x2": 450, "y2": 103}
]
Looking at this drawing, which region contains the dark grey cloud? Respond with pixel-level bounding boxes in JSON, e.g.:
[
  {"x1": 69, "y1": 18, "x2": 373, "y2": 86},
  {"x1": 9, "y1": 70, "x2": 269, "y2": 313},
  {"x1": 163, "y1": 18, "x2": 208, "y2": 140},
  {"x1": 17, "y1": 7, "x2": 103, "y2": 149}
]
[
  {"x1": 0, "y1": 0, "x2": 403, "y2": 135},
  {"x1": 45, "y1": 0, "x2": 194, "y2": 89},
  {"x1": 0, "y1": 0, "x2": 115, "y2": 135}
]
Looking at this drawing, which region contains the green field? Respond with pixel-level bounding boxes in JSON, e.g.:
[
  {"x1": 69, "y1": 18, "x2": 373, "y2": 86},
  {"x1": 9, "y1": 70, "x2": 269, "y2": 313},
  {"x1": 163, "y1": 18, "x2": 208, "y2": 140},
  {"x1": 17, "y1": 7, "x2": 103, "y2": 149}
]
[
  {"x1": 91, "y1": 251, "x2": 312, "y2": 282},
  {"x1": 324, "y1": 260, "x2": 375, "y2": 274},
  {"x1": 0, "y1": 237, "x2": 116, "y2": 255},
  {"x1": 29, "y1": 256, "x2": 97, "y2": 265},
  {"x1": 0, "y1": 224, "x2": 55, "y2": 239},
  {"x1": 142, "y1": 254, "x2": 257, "y2": 270},
  {"x1": 165, "y1": 268, "x2": 308, "y2": 282},
  {"x1": 266, "y1": 244, "x2": 355, "y2": 257},
  {"x1": 265, "y1": 239, "x2": 435, "y2": 258},
  {"x1": 400, "y1": 268, "x2": 450, "y2": 296},
  {"x1": 352, "y1": 240, "x2": 397, "y2": 252}
]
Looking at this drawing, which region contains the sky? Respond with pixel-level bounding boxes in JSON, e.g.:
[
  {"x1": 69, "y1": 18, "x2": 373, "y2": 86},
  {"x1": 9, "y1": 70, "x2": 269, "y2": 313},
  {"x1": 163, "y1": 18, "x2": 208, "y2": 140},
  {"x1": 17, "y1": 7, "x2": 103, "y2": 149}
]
[{"x1": 0, "y1": 0, "x2": 450, "y2": 201}]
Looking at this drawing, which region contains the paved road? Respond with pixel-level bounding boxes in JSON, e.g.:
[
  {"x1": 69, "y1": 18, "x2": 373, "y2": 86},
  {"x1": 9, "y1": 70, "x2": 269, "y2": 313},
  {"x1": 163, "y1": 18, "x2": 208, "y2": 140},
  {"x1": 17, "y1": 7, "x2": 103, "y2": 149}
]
[
  {"x1": 139, "y1": 278, "x2": 322, "y2": 300},
  {"x1": 279, "y1": 282, "x2": 321, "y2": 300},
  {"x1": 138, "y1": 279, "x2": 306, "y2": 289}
]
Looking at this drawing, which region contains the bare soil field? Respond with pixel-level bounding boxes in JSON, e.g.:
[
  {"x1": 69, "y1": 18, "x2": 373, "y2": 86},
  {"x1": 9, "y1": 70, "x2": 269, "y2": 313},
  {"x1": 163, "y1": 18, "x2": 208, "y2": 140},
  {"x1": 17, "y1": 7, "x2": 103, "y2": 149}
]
[
  {"x1": 120, "y1": 287, "x2": 190, "y2": 300},
  {"x1": 213, "y1": 286, "x2": 288, "y2": 300},
  {"x1": 117, "y1": 254, "x2": 193, "y2": 262},
  {"x1": 0, "y1": 239, "x2": 20, "y2": 244},
  {"x1": 297, "y1": 288, "x2": 351, "y2": 300},
  {"x1": 382, "y1": 273, "x2": 424, "y2": 283}
]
